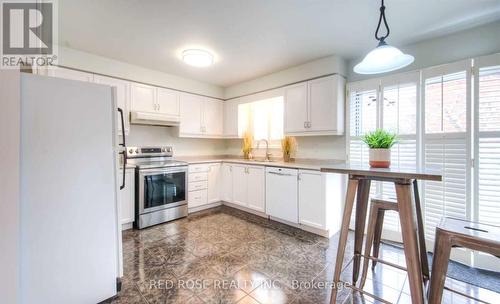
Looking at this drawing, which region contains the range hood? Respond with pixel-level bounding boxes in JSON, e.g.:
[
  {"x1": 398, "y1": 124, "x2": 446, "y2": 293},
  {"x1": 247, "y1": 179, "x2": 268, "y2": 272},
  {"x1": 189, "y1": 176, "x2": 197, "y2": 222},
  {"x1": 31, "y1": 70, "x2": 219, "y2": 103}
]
[{"x1": 130, "y1": 111, "x2": 180, "y2": 127}]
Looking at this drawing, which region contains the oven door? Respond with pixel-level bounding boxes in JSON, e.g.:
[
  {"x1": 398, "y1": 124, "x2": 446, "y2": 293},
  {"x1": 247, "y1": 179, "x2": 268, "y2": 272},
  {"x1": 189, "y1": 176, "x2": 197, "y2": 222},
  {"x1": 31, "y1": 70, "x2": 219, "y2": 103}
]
[{"x1": 138, "y1": 166, "x2": 187, "y2": 214}]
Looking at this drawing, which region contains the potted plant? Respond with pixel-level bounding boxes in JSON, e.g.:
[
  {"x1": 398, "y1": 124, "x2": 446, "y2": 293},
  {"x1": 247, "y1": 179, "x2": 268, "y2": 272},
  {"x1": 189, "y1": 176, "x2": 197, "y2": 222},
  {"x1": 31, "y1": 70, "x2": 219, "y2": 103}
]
[
  {"x1": 242, "y1": 131, "x2": 253, "y2": 159},
  {"x1": 361, "y1": 129, "x2": 398, "y2": 168},
  {"x1": 281, "y1": 136, "x2": 297, "y2": 162}
]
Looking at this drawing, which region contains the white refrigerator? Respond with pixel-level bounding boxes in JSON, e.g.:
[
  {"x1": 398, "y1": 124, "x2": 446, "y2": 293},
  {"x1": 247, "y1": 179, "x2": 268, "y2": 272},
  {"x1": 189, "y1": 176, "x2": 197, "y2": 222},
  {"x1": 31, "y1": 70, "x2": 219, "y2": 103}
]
[{"x1": 19, "y1": 73, "x2": 122, "y2": 303}]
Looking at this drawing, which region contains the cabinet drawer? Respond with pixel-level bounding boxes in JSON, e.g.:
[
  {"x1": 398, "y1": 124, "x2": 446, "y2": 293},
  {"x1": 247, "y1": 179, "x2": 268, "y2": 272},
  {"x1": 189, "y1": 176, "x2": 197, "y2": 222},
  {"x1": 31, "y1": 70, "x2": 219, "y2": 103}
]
[
  {"x1": 189, "y1": 164, "x2": 210, "y2": 173},
  {"x1": 188, "y1": 180, "x2": 208, "y2": 192},
  {"x1": 188, "y1": 189, "x2": 208, "y2": 208},
  {"x1": 189, "y1": 172, "x2": 208, "y2": 182}
]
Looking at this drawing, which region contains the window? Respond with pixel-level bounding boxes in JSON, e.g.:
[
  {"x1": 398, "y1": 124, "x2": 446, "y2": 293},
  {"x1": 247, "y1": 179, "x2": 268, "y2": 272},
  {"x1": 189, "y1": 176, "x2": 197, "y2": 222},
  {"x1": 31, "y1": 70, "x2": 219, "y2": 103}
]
[
  {"x1": 347, "y1": 56, "x2": 500, "y2": 271},
  {"x1": 473, "y1": 54, "x2": 500, "y2": 270},
  {"x1": 422, "y1": 61, "x2": 471, "y2": 251},
  {"x1": 238, "y1": 96, "x2": 284, "y2": 145},
  {"x1": 347, "y1": 73, "x2": 419, "y2": 239}
]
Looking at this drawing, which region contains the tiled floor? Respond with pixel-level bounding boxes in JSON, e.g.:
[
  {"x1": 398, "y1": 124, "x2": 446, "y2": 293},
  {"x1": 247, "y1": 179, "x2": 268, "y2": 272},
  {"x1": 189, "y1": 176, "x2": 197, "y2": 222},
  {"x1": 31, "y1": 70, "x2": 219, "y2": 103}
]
[{"x1": 110, "y1": 206, "x2": 499, "y2": 304}]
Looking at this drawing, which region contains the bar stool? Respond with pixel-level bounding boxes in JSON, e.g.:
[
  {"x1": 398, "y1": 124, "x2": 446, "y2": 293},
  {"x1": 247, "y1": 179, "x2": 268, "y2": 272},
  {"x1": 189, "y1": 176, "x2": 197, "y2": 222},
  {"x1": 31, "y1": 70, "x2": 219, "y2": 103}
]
[
  {"x1": 428, "y1": 217, "x2": 500, "y2": 304},
  {"x1": 359, "y1": 196, "x2": 399, "y2": 288}
]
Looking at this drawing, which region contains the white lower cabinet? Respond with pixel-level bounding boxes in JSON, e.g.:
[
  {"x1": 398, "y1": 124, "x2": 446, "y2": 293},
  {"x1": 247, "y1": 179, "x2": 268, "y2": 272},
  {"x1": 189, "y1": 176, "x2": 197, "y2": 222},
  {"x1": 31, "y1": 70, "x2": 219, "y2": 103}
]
[
  {"x1": 118, "y1": 168, "x2": 135, "y2": 229},
  {"x1": 207, "y1": 163, "x2": 221, "y2": 203},
  {"x1": 298, "y1": 170, "x2": 325, "y2": 229},
  {"x1": 221, "y1": 163, "x2": 233, "y2": 203},
  {"x1": 265, "y1": 167, "x2": 298, "y2": 223},
  {"x1": 230, "y1": 164, "x2": 265, "y2": 212},
  {"x1": 188, "y1": 163, "x2": 221, "y2": 211}
]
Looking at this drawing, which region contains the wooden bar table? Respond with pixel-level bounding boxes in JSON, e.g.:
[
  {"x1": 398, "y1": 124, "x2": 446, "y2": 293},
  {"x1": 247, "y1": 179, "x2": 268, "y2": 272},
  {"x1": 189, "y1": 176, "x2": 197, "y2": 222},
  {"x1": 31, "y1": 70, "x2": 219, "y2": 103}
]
[{"x1": 321, "y1": 164, "x2": 442, "y2": 304}]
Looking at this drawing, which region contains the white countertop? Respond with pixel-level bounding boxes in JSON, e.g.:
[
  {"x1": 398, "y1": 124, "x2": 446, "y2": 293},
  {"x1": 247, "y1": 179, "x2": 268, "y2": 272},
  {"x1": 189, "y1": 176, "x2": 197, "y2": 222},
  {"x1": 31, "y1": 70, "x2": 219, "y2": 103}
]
[{"x1": 176, "y1": 155, "x2": 345, "y2": 171}]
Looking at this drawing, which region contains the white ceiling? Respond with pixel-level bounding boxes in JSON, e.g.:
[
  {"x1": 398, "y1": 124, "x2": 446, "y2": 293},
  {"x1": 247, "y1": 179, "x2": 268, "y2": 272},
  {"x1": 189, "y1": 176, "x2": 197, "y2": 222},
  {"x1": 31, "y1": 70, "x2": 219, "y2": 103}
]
[{"x1": 59, "y1": 0, "x2": 500, "y2": 87}]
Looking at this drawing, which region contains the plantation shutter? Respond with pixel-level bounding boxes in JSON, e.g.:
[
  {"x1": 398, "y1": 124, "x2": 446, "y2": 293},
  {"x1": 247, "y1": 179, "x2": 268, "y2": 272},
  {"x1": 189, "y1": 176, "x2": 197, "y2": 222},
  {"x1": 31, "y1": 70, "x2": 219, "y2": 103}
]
[
  {"x1": 422, "y1": 61, "x2": 471, "y2": 264},
  {"x1": 347, "y1": 80, "x2": 380, "y2": 229},
  {"x1": 346, "y1": 74, "x2": 418, "y2": 238},
  {"x1": 378, "y1": 73, "x2": 420, "y2": 240},
  {"x1": 473, "y1": 53, "x2": 500, "y2": 271}
]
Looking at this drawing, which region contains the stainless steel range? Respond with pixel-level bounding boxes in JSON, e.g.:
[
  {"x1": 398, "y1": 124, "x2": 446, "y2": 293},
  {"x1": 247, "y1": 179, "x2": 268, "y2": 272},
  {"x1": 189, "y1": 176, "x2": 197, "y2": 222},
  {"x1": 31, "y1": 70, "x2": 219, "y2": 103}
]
[{"x1": 126, "y1": 146, "x2": 188, "y2": 229}]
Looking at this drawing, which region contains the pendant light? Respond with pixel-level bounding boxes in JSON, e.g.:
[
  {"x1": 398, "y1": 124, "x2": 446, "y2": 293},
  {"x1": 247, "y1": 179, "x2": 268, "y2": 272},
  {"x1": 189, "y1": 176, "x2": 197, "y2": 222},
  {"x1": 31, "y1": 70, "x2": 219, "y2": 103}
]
[{"x1": 354, "y1": 0, "x2": 414, "y2": 74}]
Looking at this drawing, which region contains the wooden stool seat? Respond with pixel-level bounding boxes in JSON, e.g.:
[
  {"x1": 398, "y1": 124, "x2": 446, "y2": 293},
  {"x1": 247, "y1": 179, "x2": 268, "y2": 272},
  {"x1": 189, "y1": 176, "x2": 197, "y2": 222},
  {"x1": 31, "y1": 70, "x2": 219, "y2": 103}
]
[
  {"x1": 428, "y1": 217, "x2": 500, "y2": 304},
  {"x1": 359, "y1": 196, "x2": 399, "y2": 288}
]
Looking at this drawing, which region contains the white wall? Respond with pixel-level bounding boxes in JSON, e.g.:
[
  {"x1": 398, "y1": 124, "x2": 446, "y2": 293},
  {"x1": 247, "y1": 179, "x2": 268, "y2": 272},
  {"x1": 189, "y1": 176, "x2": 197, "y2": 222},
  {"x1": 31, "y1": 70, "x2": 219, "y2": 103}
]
[
  {"x1": 127, "y1": 125, "x2": 227, "y2": 156},
  {"x1": 224, "y1": 55, "x2": 347, "y2": 99},
  {"x1": 58, "y1": 46, "x2": 224, "y2": 99},
  {"x1": 347, "y1": 20, "x2": 500, "y2": 82},
  {"x1": 0, "y1": 70, "x2": 20, "y2": 304}
]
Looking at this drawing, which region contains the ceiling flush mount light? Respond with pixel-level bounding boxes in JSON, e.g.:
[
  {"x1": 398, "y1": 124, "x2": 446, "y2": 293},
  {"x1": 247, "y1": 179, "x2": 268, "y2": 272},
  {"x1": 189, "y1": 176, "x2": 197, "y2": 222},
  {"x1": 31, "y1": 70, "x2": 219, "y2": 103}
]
[
  {"x1": 182, "y1": 49, "x2": 214, "y2": 67},
  {"x1": 354, "y1": 0, "x2": 414, "y2": 75}
]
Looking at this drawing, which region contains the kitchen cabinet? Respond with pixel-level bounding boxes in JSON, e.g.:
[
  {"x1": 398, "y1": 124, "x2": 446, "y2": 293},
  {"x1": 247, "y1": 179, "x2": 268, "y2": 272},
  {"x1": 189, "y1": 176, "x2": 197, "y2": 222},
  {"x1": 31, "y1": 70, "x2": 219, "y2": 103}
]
[
  {"x1": 129, "y1": 83, "x2": 181, "y2": 124},
  {"x1": 247, "y1": 166, "x2": 266, "y2": 212},
  {"x1": 284, "y1": 75, "x2": 345, "y2": 136},
  {"x1": 179, "y1": 93, "x2": 203, "y2": 136},
  {"x1": 187, "y1": 163, "x2": 221, "y2": 211},
  {"x1": 46, "y1": 66, "x2": 94, "y2": 82},
  {"x1": 156, "y1": 87, "x2": 180, "y2": 119},
  {"x1": 130, "y1": 82, "x2": 156, "y2": 113},
  {"x1": 118, "y1": 168, "x2": 135, "y2": 229},
  {"x1": 298, "y1": 170, "x2": 325, "y2": 229},
  {"x1": 223, "y1": 98, "x2": 240, "y2": 138},
  {"x1": 204, "y1": 98, "x2": 224, "y2": 136},
  {"x1": 265, "y1": 167, "x2": 298, "y2": 223},
  {"x1": 94, "y1": 75, "x2": 131, "y2": 135},
  {"x1": 221, "y1": 163, "x2": 233, "y2": 202},
  {"x1": 284, "y1": 82, "x2": 308, "y2": 133},
  {"x1": 231, "y1": 164, "x2": 265, "y2": 212},
  {"x1": 179, "y1": 93, "x2": 223, "y2": 138},
  {"x1": 207, "y1": 163, "x2": 221, "y2": 203}
]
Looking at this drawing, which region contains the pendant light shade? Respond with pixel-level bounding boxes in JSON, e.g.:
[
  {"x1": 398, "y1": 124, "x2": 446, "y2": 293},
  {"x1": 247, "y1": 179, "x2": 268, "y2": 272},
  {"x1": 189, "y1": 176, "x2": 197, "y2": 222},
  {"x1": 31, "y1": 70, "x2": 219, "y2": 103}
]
[
  {"x1": 354, "y1": 42, "x2": 414, "y2": 74},
  {"x1": 354, "y1": 0, "x2": 414, "y2": 75}
]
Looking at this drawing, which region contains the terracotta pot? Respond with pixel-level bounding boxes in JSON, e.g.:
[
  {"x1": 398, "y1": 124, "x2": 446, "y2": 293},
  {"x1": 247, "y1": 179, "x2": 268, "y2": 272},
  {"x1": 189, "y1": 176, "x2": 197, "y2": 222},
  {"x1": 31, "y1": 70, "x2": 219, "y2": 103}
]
[{"x1": 369, "y1": 148, "x2": 391, "y2": 168}]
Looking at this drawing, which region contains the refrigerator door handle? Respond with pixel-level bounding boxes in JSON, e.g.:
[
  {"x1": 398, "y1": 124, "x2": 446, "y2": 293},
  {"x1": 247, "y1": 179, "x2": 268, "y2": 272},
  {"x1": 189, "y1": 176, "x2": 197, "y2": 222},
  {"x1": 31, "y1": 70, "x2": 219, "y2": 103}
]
[{"x1": 118, "y1": 108, "x2": 127, "y2": 190}]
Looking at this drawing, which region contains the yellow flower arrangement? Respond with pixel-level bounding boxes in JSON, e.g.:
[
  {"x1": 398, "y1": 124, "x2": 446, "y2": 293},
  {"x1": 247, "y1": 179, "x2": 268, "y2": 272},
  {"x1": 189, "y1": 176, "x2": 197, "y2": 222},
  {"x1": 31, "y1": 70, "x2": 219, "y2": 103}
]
[
  {"x1": 281, "y1": 136, "x2": 297, "y2": 162},
  {"x1": 242, "y1": 131, "x2": 253, "y2": 159}
]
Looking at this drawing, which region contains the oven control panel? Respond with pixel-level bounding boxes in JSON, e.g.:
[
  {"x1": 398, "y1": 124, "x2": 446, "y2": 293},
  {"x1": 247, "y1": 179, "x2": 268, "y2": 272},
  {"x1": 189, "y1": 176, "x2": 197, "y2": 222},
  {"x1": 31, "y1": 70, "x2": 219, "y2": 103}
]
[{"x1": 126, "y1": 146, "x2": 173, "y2": 158}]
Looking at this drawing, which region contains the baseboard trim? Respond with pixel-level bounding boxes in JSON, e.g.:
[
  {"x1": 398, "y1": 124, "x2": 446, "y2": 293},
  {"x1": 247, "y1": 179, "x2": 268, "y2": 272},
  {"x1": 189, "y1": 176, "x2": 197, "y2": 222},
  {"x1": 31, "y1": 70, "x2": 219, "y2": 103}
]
[{"x1": 188, "y1": 201, "x2": 222, "y2": 213}]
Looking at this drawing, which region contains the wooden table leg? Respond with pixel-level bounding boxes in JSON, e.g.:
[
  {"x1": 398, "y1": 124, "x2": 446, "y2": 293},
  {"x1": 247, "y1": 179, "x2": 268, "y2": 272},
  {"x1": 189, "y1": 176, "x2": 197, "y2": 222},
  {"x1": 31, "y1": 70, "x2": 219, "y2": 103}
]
[
  {"x1": 413, "y1": 180, "x2": 430, "y2": 280},
  {"x1": 330, "y1": 178, "x2": 359, "y2": 304},
  {"x1": 352, "y1": 179, "x2": 371, "y2": 284},
  {"x1": 395, "y1": 181, "x2": 425, "y2": 304}
]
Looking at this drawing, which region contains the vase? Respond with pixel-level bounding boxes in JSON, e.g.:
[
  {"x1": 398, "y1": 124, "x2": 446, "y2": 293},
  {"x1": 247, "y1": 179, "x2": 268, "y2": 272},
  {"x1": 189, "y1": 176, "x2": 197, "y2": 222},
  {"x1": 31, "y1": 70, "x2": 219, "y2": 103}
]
[
  {"x1": 283, "y1": 154, "x2": 291, "y2": 162},
  {"x1": 369, "y1": 148, "x2": 391, "y2": 168}
]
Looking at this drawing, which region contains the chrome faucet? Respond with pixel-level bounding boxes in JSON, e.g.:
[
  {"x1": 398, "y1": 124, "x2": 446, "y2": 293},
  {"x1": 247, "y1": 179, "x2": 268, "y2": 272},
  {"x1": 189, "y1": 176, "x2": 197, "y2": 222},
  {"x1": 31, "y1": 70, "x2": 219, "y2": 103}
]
[{"x1": 256, "y1": 139, "x2": 272, "y2": 161}]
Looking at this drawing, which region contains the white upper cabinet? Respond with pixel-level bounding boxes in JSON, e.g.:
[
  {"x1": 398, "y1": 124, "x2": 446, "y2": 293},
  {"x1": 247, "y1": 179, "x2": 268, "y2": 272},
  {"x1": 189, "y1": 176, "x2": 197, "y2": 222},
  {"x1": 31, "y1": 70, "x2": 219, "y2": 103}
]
[
  {"x1": 204, "y1": 98, "x2": 223, "y2": 136},
  {"x1": 46, "y1": 67, "x2": 94, "y2": 82},
  {"x1": 223, "y1": 98, "x2": 240, "y2": 138},
  {"x1": 284, "y1": 75, "x2": 345, "y2": 136},
  {"x1": 156, "y1": 87, "x2": 180, "y2": 119},
  {"x1": 179, "y1": 93, "x2": 223, "y2": 138},
  {"x1": 94, "y1": 75, "x2": 131, "y2": 135},
  {"x1": 130, "y1": 82, "x2": 156, "y2": 113},
  {"x1": 284, "y1": 82, "x2": 308, "y2": 133},
  {"x1": 309, "y1": 75, "x2": 345, "y2": 133},
  {"x1": 130, "y1": 83, "x2": 181, "y2": 125},
  {"x1": 179, "y1": 93, "x2": 203, "y2": 136}
]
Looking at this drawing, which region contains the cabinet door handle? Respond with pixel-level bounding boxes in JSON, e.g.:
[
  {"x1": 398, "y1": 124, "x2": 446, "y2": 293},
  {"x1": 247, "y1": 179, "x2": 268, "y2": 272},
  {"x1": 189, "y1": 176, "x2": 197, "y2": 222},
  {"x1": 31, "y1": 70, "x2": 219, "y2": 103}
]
[{"x1": 304, "y1": 121, "x2": 307, "y2": 128}]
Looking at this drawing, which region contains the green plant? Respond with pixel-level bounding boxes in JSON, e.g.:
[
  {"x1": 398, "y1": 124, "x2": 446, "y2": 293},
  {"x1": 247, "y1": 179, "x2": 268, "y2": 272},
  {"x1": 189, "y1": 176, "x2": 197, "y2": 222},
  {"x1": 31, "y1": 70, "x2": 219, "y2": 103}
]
[{"x1": 361, "y1": 129, "x2": 398, "y2": 149}]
